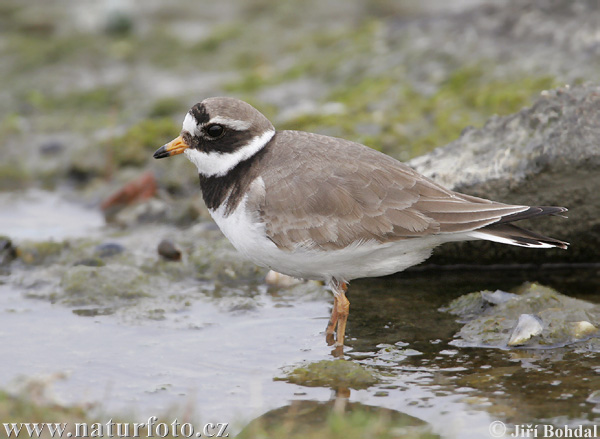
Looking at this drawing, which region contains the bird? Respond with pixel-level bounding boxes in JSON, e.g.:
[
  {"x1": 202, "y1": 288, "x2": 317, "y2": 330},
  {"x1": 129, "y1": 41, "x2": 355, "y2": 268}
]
[{"x1": 153, "y1": 97, "x2": 568, "y2": 350}]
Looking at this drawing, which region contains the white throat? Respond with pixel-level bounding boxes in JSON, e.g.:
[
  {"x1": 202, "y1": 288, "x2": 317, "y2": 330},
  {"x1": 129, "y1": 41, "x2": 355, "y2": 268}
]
[{"x1": 184, "y1": 129, "x2": 275, "y2": 177}]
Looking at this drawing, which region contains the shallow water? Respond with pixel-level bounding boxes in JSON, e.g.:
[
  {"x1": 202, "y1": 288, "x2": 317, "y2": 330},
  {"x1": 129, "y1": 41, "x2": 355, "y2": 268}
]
[
  {"x1": 1, "y1": 192, "x2": 598, "y2": 438},
  {"x1": 0, "y1": 190, "x2": 105, "y2": 241}
]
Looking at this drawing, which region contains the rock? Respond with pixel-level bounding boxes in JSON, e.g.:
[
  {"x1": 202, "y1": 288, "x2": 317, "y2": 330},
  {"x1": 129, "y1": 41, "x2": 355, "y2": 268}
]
[
  {"x1": 0, "y1": 236, "x2": 17, "y2": 266},
  {"x1": 16, "y1": 241, "x2": 68, "y2": 266},
  {"x1": 265, "y1": 270, "x2": 302, "y2": 287},
  {"x1": 111, "y1": 198, "x2": 170, "y2": 226},
  {"x1": 73, "y1": 257, "x2": 106, "y2": 267},
  {"x1": 94, "y1": 242, "x2": 125, "y2": 258},
  {"x1": 276, "y1": 359, "x2": 379, "y2": 390},
  {"x1": 569, "y1": 321, "x2": 598, "y2": 339},
  {"x1": 101, "y1": 171, "x2": 157, "y2": 221},
  {"x1": 442, "y1": 289, "x2": 519, "y2": 322},
  {"x1": 409, "y1": 84, "x2": 600, "y2": 264},
  {"x1": 388, "y1": 1, "x2": 600, "y2": 86},
  {"x1": 446, "y1": 282, "x2": 600, "y2": 350},
  {"x1": 39, "y1": 141, "x2": 64, "y2": 156},
  {"x1": 157, "y1": 239, "x2": 181, "y2": 261},
  {"x1": 508, "y1": 314, "x2": 544, "y2": 347},
  {"x1": 60, "y1": 264, "x2": 149, "y2": 307},
  {"x1": 237, "y1": 400, "x2": 434, "y2": 439}
]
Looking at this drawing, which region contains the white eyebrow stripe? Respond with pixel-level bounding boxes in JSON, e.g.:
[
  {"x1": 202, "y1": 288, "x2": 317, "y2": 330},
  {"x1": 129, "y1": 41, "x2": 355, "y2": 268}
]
[
  {"x1": 182, "y1": 112, "x2": 197, "y2": 135},
  {"x1": 207, "y1": 116, "x2": 252, "y2": 131}
]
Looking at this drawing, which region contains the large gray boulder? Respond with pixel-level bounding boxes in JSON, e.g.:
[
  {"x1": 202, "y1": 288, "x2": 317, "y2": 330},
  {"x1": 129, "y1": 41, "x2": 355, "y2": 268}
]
[{"x1": 409, "y1": 84, "x2": 600, "y2": 264}]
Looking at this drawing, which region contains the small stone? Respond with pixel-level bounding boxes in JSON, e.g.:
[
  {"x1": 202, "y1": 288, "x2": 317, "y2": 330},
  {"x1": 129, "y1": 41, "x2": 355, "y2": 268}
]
[
  {"x1": 569, "y1": 321, "x2": 598, "y2": 339},
  {"x1": 508, "y1": 314, "x2": 544, "y2": 346},
  {"x1": 587, "y1": 389, "x2": 600, "y2": 404},
  {"x1": 101, "y1": 171, "x2": 157, "y2": 220},
  {"x1": 277, "y1": 359, "x2": 379, "y2": 389},
  {"x1": 0, "y1": 236, "x2": 17, "y2": 266},
  {"x1": 74, "y1": 257, "x2": 106, "y2": 267},
  {"x1": 157, "y1": 239, "x2": 181, "y2": 261},
  {"x1": 481, "y1": 290, "x2": 516, "y2": 305},
  {"x1": 265, "y1": 270, "x2": 301, "y2": 287},
  {"x1": 39, "y1": 141, "x2": 64, "y2": 156},
  {"x1": 94, "y1": 242, "x2": 125, "y2": 258}
]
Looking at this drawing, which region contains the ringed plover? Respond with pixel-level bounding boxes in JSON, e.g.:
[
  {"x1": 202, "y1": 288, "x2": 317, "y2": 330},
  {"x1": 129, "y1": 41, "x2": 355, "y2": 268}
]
[{"x1": 153, "y1": 97, "x2": 568, "y2": 350}]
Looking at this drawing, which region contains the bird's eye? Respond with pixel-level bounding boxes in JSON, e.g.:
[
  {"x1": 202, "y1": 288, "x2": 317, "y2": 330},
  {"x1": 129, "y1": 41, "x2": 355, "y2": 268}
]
[{"x1": 206, "y1": 124, "x2": 224, "y2": 138}]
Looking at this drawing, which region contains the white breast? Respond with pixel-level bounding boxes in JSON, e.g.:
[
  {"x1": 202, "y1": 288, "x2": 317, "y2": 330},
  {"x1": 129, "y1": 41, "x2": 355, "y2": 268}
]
[{"x1": 208, "y1": 195, "x2": 277, "y2": 267}]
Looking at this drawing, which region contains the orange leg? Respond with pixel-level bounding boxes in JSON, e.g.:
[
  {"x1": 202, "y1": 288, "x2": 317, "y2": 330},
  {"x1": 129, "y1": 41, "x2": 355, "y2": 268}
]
[
  {"x1": 325, "y1": 295, "x2": 339, "y2": 346},
  {"x1": 335, "y1": 288, "x2": 350, "y2": 347},
  {"x1": 326, "y1": 279, "x2": 350, "y2": 349}
]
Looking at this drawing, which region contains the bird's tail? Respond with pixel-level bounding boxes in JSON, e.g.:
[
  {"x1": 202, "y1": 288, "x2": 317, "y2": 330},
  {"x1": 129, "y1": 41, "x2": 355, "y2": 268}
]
[{"x1": 468, "y1": 206, "x2": 569, "y2": 249}]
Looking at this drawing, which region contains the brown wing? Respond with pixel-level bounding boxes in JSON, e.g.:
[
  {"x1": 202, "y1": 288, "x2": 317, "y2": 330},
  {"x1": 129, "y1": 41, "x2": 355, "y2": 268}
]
[{"x1": 254, "y1": 131, "x2": 528, "y2": 251}]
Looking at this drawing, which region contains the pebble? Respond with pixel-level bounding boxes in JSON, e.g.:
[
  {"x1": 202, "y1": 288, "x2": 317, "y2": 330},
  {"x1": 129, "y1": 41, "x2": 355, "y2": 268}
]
[
  {"x1": 569, "y1": 321, "x2": 597, "y2": 339},
  {"x1": 0, "y1": 237, "x2": 17, "y2": 266},
  {"x1": 39, "y1": 140, "x2": 64, "y2": 156},
  {"x1": 157, "y1": 239, "x2": 181, "y2": 261},
  {"x1": 94, "y1": 242, "x2": 125, "y2": 258},
  {"x1": 265, "y1": 270, "x2": 302, "y2": 287},
  {"x1": 508, "y1": 314, "x2": 544, "y2": 346}
]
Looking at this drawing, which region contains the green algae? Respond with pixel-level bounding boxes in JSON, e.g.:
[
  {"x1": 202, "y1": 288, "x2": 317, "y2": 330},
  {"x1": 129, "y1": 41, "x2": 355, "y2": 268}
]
[
  {"x1": 0, "y1": 388, "x2": 88, "y2": 427},
  {"x1": 0, "y1": 162, "x2": 32, "y2": 191},
  {"x1": 190, "y1": 24, "x2": 243, "y2": 55},
  {"x1": 16, "y1": 240, "x2": 68, "y2": 266},
  {"x1": 445, "y1": 282, "x2": 600, "y2": 349},
  {"x1": 280, "y1": 66, "x2": 557, "y2": 158},
  {"x1": 278, "y1": 359, "x2": 379, "y2": 390},
  {"x1": 188, "y1": 235, "x2": 265, "y2": 285},
  {"x1": 148, "y1": 97, "x2": 187, "y2": 118},
  {"x1": 238, "y1": 401, "x2": 439, "y2": 439},
  {"x1": 23, "y1": 86, "x2": 123, "y2": 113},
  {"x1": 109, "y1": 117, "x2": 180, "y2": 167},
  {"x1": 60, "y1": 264, "x2": 150, "y2": 306}
]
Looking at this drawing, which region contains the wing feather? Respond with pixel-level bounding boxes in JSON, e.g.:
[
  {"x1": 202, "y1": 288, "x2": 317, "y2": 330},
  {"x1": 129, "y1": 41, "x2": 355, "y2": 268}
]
[{"x1": 255, "y1": 131, "x2": 529, "y2": 250}]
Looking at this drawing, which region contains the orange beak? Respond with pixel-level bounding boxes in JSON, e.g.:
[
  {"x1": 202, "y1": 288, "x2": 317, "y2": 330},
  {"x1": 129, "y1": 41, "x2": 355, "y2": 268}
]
[{"x1": 153, "y1": 135, "x2": 190, "y2": 159}]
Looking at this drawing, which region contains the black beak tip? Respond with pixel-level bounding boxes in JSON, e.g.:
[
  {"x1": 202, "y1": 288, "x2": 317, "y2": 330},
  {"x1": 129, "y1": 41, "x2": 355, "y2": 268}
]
[{"x1": 153, "y1": 145, "x2": 169, "y2": 159}]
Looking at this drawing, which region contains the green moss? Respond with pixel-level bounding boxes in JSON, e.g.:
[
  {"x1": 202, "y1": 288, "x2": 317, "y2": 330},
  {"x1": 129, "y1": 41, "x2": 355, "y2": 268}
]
[
  {"x1": 239, "y1": 402, "x2": 438, "y2": 439},
  {"x1": 223, "y1": 69, "x2": 272, "y2": 94},
  {"x1": 0, "y1": 161, "x2": 32, "y2": 191},
  {"x1": 446, "y1": 282, "x2": 600, "y2": 349},
  {"x1": 16, "y1": 241, "x2": 67, "y2": 266},
  {"x1": 223, "y1": 21, "x2": 382, "y2": 95},
  {"x1": 279, "y1": 75, "x2": 398, "y2": 147},
  {"x1": 60, "y1": 87, "x2": 122, "y2": 111},
  {"x1": 104, "y1": 11, "x2": 134, "y2": 37},
  {"x1": 0, "y1": 389, "x2": 87, "y2": 426},
  {"x1": 408, "y1": 66, "x2": 557, "y2": 155},
  {"x1": 148, "y1": 97, "x2": 186, "y2": 118},
  {"x1": 6, "y1": 33, "x2": 108, "y2": 72},
  {"x1": 191, "y1": 25, "x2": 243, "y2": 54},
  {"x1": 22, "y1": 86, "x2": 122, "y2": 113},
  {"x1": 60, "y1": 265, "x2": 150, "y2": 306},
  {"x1": 279, "y1": 65, "x2": 556, "y2": 158},
  {"x1": 0, "y1": 388, "x2": 198, "y2": 439},
  {"x1": 188, "y1": 236, "x2": 265, "y2": 285},
  {"x1": 109, "y1": 117, "x2": 179, "y2": 167},
  {"x1": 278, "y1": 359, "x2": 379, "y2": 389}
]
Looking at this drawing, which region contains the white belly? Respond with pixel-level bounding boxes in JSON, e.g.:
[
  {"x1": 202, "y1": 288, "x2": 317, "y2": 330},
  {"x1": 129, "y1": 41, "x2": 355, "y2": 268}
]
[{"x1": 209, "y1": 195, "x2": 449, "y2": 282}]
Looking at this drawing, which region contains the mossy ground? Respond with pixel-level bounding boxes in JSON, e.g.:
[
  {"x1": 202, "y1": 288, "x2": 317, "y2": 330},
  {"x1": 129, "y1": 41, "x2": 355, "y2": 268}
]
[
  {"x1": 0, "y1": 3, "x2": 559, "y2": 192},
  {"x1": 278, "y1": 359, "x2": 379, "y2": 389},
  {"x1": 239, "y1": 408, "x2": 439, "y2": 439},
  {"x1": 1, "y1": 1, "x2": 595, "y2": 437},
  {"x1": 278, "y1": 66, "x2": 557, "y2": 158}
]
